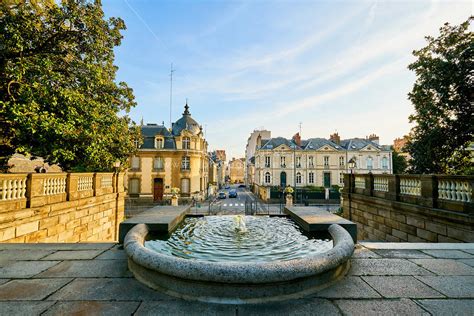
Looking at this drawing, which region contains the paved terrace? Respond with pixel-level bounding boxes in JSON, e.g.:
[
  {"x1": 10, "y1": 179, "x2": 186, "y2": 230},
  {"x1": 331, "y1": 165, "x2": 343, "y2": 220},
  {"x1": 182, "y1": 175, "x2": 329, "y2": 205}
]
[{"x1": 0, "y1": 242, "x2": 473, "y2": 315}]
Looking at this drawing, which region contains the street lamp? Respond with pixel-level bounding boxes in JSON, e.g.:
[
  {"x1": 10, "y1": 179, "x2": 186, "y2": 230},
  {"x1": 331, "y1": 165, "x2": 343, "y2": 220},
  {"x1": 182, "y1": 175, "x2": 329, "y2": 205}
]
[
  {"x1": 347, "y1": 158, "x2": 356, "y2": 221},
  {"x1": 113, "y1": 160, "x2": 121, "y2": 193}
]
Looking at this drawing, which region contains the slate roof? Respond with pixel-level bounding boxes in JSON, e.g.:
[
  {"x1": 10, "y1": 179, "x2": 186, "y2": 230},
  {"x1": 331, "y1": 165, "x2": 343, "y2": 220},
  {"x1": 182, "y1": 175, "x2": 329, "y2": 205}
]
[
  {"x1": 140, "y1": 124, "x2": 176, "y2": 149},
  {"x1": 258, "y1": 137, "x2": 389, "y2": 152},
  {"x1": 171, "y1": 104, "x2": 201, "y2": 136}
]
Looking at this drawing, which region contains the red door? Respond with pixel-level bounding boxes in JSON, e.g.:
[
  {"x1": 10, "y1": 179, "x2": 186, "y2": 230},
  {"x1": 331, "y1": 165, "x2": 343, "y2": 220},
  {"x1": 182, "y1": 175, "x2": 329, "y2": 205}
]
[{"x1": 153, "y1": 178, "x2": 164, "y2": 201}]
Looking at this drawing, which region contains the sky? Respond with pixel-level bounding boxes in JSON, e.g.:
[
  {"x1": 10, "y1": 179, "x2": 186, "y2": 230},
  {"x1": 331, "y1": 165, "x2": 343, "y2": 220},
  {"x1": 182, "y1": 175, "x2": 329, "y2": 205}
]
[{"x1": 102, "y1": 0, "x2": 471, "y2": 160}]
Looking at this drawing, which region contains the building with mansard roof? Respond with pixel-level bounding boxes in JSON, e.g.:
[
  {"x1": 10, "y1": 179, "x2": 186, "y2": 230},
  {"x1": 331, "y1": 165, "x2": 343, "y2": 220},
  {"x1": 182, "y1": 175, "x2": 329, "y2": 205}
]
[
  {"x1": 126, "y1": 103, "x2": 210, "y2": 202},
  {"x1": 252, "y1": 132, "x2": 392, "y2": 200}
]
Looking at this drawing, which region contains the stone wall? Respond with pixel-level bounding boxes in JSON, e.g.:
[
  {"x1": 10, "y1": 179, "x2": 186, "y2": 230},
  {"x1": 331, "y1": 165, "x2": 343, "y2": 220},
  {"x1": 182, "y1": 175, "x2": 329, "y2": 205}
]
[
  {"x1": 0, "y1": 172, "x2": 125, "y2": 243},
  {"x1": 341, "y1": 174, "x2": 473, "y2": 242}
]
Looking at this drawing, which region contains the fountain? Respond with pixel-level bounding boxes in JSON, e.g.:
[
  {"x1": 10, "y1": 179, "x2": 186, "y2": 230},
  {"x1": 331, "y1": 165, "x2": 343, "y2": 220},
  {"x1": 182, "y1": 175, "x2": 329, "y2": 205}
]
[{"x1": 124, "y1": 214, "x2": 354, "y2": 303}]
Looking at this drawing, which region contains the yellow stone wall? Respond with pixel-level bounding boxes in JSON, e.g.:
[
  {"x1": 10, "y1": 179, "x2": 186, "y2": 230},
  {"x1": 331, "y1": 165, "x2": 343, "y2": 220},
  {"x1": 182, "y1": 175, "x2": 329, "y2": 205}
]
[{"x1": 0, "y1": 172, "x2": 125, "y2": 243}]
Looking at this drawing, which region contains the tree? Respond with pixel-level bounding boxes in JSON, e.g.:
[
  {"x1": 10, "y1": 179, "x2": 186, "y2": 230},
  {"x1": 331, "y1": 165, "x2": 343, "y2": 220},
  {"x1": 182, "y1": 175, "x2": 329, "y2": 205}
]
[
  {"x1": 392, "y1": 150, "x2": 408, "y2": 174},
  {"x1": 0, "y1": 0, "x2": 141, "y2": 171},
  {"x1": 406, "y1": 17, "x2": 473, "y2": 174}
]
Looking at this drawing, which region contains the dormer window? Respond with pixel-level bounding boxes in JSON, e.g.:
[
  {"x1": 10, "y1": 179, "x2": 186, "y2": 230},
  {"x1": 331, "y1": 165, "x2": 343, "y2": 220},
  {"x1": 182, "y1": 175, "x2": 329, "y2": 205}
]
[
  {"x1": 155, "y1": 137, "x2": 164, "y2": 149},
  {"x1": 182, "y1": 137, "x2": 190, "y2": 150}
]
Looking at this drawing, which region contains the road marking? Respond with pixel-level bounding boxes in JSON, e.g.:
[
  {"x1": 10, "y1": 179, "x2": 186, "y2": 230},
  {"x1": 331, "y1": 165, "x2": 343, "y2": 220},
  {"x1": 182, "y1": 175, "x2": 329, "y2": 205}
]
[
  {"x1": 240, "y1": 204, "x2": 244, "y2": 206},
  {"x1": 223, "y1": 204, "x2": 227, "y2": 207},
  {"x1": 229, "y1": 204, "x2": 233, "y2": 206}
]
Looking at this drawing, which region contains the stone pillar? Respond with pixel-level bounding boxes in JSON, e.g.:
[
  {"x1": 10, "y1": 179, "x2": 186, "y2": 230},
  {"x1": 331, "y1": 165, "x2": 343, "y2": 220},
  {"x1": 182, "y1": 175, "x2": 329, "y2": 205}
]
[
  {"x1": 420, "y1": 175, "x2": 437, "y2": 208},
  {"x1": 286, "y1": 194, "x2": 293, "y2": 207},
  {"x1": 171, "y1": 196, "x2": 178, "y2": 206}
]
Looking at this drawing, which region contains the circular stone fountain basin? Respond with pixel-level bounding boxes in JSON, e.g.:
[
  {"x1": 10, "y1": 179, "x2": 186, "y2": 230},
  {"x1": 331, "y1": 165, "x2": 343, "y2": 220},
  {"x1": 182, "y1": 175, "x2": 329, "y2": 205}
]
[
  {"x1": 124, "y1": 217, "x2": 354, "y2": 304},
  {"x1": 146, "y1": 216, "x2": 333, "y2": 263}
]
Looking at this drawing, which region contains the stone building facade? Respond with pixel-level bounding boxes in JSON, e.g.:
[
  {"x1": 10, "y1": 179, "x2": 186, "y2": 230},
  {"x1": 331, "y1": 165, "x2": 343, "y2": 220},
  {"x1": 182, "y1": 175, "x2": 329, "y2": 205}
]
[
  {"x1": 244, "y1": 130, "x2": 271, "y2": 186},
  {"x1": 254, "y1": 133, "x2": 392, "y2": 197},
  {"x1": 228, "y1": 158, "x2": 245, "y2": 184},
  {"x1": 126, "y1": 103, "x2": 209, "y2": 202}
]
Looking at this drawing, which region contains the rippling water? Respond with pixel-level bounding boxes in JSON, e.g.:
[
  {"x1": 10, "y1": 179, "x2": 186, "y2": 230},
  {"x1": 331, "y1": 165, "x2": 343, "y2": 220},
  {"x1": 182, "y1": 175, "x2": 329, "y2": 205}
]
[{"x1": 145, "y1": 216, "x2": 333, "y2": 263}]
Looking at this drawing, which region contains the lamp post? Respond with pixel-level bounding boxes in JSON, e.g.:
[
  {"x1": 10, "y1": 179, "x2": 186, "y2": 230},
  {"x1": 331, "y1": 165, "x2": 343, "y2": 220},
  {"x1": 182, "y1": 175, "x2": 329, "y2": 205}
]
[
  {"x1": 347, "y1": 158, "x2": 356, "y2": 221},
  {"x1": 113, "y1": 160, "x2": 121, "y2": 193}
]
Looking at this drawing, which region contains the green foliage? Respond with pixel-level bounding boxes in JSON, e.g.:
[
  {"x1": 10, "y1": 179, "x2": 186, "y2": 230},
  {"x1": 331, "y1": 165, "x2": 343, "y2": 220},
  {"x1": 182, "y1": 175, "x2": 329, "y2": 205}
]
[
  {"x1": 392, "y1": 149, "x2": 408, "y2": 174},
  {"x1": 406, "y1": 17, "x2": 474, "y2": 175},
  {"x1": 0, "y1": 0, "x2": 141, "y2": 171}
]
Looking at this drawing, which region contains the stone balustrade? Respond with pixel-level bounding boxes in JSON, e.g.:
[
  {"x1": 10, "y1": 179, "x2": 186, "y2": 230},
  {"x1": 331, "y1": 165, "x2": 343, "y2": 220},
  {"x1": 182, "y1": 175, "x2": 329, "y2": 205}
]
[
  {"x1": 0, "y1": 172, "x2": 125, "y2": 243},
  {"x1": 342, "y1": 174, "x2": 474, "y2": 242}
]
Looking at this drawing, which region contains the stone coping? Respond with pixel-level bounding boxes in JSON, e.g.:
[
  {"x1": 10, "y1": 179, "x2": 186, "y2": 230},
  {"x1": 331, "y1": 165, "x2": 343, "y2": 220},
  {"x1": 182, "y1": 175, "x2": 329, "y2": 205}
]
[
  {"x1": 124, "y1": 223, "x2": 354, "y2": 284},
  {"x1": 118, "y1": 205, "x2": 190, "y2": 243},
  {"x1": 285, "y1": 206, "x2": 357, "y2": 243}
]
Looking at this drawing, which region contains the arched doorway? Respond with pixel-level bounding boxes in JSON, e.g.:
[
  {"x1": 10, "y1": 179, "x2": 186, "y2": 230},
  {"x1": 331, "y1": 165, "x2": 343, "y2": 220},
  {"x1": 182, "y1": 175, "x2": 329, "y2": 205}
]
[
  {"x1": 153, "y1": 178, "x2": 164, "y2": 201},
  {"x1": 280, "y1": 172, "x2": 287, "y2": 187}
]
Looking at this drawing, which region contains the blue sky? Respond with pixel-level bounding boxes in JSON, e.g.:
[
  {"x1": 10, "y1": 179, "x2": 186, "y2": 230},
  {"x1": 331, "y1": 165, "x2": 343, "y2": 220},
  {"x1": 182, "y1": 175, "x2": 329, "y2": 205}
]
[{"x1": 102, "y1": 0, "x2": 471, "y2": 159}]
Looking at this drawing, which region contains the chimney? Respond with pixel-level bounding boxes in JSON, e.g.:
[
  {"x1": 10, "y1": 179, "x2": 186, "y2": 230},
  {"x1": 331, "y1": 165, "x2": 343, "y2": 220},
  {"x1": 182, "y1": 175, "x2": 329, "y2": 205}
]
[
  {"x1": 367, "y1": 133, "x2": 379, "y2": 145},
  {"x1": 292, "y1": 133, "x2": 301, "y2": 147},
  {"x1": 329, "y1": 132, "x2": 341, "y2": 145}
]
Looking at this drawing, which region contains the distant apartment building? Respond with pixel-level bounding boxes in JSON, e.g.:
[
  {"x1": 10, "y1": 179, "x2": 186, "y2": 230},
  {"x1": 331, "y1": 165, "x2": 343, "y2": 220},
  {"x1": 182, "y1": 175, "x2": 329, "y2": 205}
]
[
  {"x1": 393, "y1": 135, "x2": 411, "y2": 160},
  {"x1": 210, "y1": 150, "x2": 227, "y2": 189},
  {"x1": 228, "y1": 158, "x2": 245, "y2": 183},
  {"x1": 126, "y1": 103, "x2": 210, "y2": 202},
  {"x1": 244, "y1": 130, "x2": 271, "y2": 186},
  {"x1": 253, "y1": 132, "x2": 392, "y2": 199}
]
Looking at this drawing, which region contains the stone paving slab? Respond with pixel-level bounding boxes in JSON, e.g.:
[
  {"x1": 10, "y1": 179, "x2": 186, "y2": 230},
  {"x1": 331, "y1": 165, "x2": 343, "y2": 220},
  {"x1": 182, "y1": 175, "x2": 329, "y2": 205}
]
[
  {"x1": 0, "y1": 301, "x2": 55, "y2": 315},
  {"x1": 352, "y1": 246, "x2": 381, "y2": 259},
  {"x1": 36, "y1": 259, "x2": 130, "y2": 278},
  {"x1": 48, "y1": 278, "x2": 173, "y2": 301},
  {"x1": 362, "y1": 242, "x2": 474, "y2": 250},
  {"x1": 41, "y1": 250, "x2": 105, "y2": 260},
  {"x1": 421, "y1": 250, "x2": 474, "y2": 259},
  {"x1": 237, "y1": 299, "x2": 341, "y2": 316},
  {"x1": 372, "y1": 249, "x2": 433, "y2": 259},
  {"x1": 95, "y1": 247, "x2": 127, "y2": 260},
  {"x1": 410, "y1": 259, "x2": 474, "y2": 275},
  {"x1": 0, "y1": 243, "x2": 115, "y2": 251},
  {"x1": 334, "y1": 298, "x2": 428, "y2": 315},
  {"x1": 136, "y1": 300, "x2": 237, "y2": 316},
  {"x1": 349, "y1": 259, "x2": 433, "y2": 276},
  {"x1": 0, "y1": 260, "x2": 60, "y2": 278},
  {"x1": 43, "y1": 301, "x2": 141, "y2": 316},
  {"x1": 459, "y1": 259, "x2": 474, "y2": 267},
  {"x1": 415, "y1": 276, "x2": 474, "y2": 298},
  {"x1": 0, "y1": 279, "x2": 72, "y2": 300},
  {"x1": 0, "y1": 249, "x2": 55, "y2": 261},
  {"x1": 416, "y1": 299, "x2": 474, "y2": 315},
  {"x1": 361, "y1": 276, "x2": 445, "y2": 298},
  {"x1": 313, "y1": 276, "x2": 381, "y2": 299}
]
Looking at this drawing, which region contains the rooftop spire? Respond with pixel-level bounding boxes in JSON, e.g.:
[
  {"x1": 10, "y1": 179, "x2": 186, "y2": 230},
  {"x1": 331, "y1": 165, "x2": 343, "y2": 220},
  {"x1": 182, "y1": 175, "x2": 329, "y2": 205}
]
[{"x1": 183, "y1": 99, "x2": 190, "y2": 116}]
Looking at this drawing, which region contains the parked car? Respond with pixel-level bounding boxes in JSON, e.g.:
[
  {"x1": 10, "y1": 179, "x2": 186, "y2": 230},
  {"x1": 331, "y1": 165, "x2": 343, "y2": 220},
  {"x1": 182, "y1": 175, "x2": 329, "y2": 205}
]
[
  {"x1": 229, "y1": 189, "x2": 238, "y2": 198},
  {"x1": 238, "y1": 184, "x2": 246, "y2": 188},
  {"x1": 225, "y1": 185, "x2": 230, "y2": 189},
  {"x1": 218, "y1": 192, "x2": 227, "y2": 199}
]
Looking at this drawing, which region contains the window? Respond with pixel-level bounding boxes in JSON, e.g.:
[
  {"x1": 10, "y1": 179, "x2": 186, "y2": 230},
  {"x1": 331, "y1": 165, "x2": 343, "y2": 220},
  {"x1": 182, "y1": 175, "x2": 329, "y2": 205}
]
[
  {"x1": 181, "y1": 156, "x2": 190, "y2": 170},
  {"x1": 182, "y1": 137, "x2": 190, "y2": 150},
  {"x1": 265, "y1": 156, "x2": 271, "y2": 168},
  {"x1": 382, "y1": 157, "x2": 388, "y2": 169},
  {"x1": 308, "y1": 156, "x2": 314, "y2": 168},
  {"x1": 280, "y1": 156, "x2": 286, "y2": 168},
  {"x1": 129, "y1": 178, "x2": 139, "y2": 194},
  {"x1": 296, "y1": 156, "x2": 301, "y2": 168},
  {"x1": 309, "y1": 172, "x2": 314, "y2": 184},
  {"x1": 340, "y1": 172, "x2": 344, "y2": 184},
  {"x1": 296, "y1": 172, "x2": 302, "y2": 184},
  {"x1": 265, "y1": 172, "x2": 271, "y2": 184},
  {"x1": 339, "y1": 156, "x2": 344, "y2": 167},
  {"x1": 367, "y1": 157, "x2": 373, "y2": 170},
  {"x1": 324, "y1": 156, "x2": 329, "y2": 167},
  {"x1": 181, "y1": 178, "x2": 190, "y2": 194},
  {"x1": 153, "y1": 157, "x2": 163, "y2": 170},
  {"x1": 131, "y1": 156, "x2": 140, "y2": 170},
  {"x1": 134, "y1": 139, "x2": 140, "y2": 149},
  {"x1": 155, "y1": 137, "x2": 163, "y2": 149}
]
